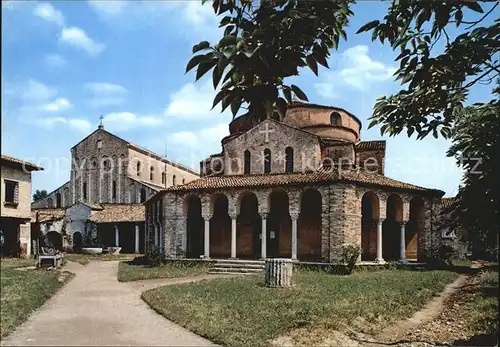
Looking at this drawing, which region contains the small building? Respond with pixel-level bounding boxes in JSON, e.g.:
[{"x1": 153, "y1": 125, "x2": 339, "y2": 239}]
[
  {"x1": 146, "y1": 102, "x2": 446, "y2": 263},
  {"x1": 1, "y1": 155, "x2": 43, "y2": 258}
]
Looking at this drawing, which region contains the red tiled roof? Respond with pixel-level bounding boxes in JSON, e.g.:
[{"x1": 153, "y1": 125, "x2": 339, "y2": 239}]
[
  {"x1": 288, "y1": 101, "x2": 362, "y2": 128},
  {"x1": 1, "y1": 155, "x2": 43, "y2": 171},
  {"x1": 355, "y1": 141, "x2": 386, "y2": 151},
  {"x1": 87, "y1": 204, "x2": 145, "y2": 223},
  {"x1": 151, "y1": 170, "x2": 443, "y2": 196},
  {"x1": 31, "y1": 209, "x2": 65, "y2": 223}
]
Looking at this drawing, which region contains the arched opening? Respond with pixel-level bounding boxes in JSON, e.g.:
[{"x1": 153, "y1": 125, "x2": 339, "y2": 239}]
[
  {"x1": 285, "y1": 147, "x2": 294, "y2": 173},
  {"x1": 63, "y1": 187, "x2": 69, "y2": 207},
  {"x1": 298, "y1": 188, "x2": 322, "y2": 261},
  {"x1": 173, "y1": 175, "x2": 177, "y2": 186},
  {"x1": 383, "y1": 194, "x2": 403, "y2": 261},
  {"x1": 136, "y1": 162, "x2": 141, "y2": 176},
  {"x1": 47, "y1": 198, "x2": 53, "y2": 208},
  {"x1": 361, "y1": 191, "x2": 380, "y2": 261},
  {"x1": 161, "y1": 172, "x2": 166, "y2": 185},
  {"x1": 140, "y1": 188, "x2": 147, "y2": 203},
  {"x1": 330, "y1": 112, "x2": 341, "y2": 126},
  {"x1": 73, "y1": 231, "x2": 83, "y2": 253},
  {"x1": 185, "y1": 195, "x2": 204, "y2": 258},
  {"x1": 129, "y1": 183, "x2": 136, "y2": 203},
  {"x1": 268, "y1": 190, "x2": 290, "y2": 258},
  {"x1": 210, "y1": 194, "x2": 231, "y2": 258},
  {"x1": 45, "y1": 231, "x2": 62, "y2": 250},
  {"x1": 407, "y1": 197, "x2": 425, "y2": 260},
  {"x1": 56, "y1": 193, "x2": 62, "y2": 208},
  {"x1": 150, "y1": 166, "x2": 154, "y2": 180},
  {"x1": 263, "y1": 148, "x2": 271, "y2": 173},
  {"x1": 244, "y1": 150, "x2": 251, "y2": 174},
  {"x1": 237, "y1": 192, "x2": 261, "y2": 259}
]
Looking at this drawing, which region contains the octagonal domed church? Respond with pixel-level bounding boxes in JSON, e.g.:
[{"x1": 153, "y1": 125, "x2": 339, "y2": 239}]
[{"x1": 146, "y1": 102, "x2": 445, "y2": 264}]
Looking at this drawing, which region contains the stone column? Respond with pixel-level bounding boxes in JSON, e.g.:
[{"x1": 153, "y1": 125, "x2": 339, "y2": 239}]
[
  {"x1": 203, "y1": 214, "x2": 212, "y2": 259},
  {"x1": 114, "y1": 225, "x2": 119, "y2": 247},
  {"x1": 400, "y1": 221, "x2": 407, "y2": 261},
  {"x1": 154, "y1": 224, "x2": 159, "y2": 247},
  {"x1": 265, "y1": 258, "x2": 293, "y2": 287},
  {"x1": 376, "y1": 218, "x2": 385, "y2": 263},
  {"x1": 260, "y1": 213, "x2": 268, "y2": 259},
  {"x1": 135, "y1": 223, "x2": 140, "y2": 253},
  {"x1": 230, "y1": 214, "x2": 237, "y2": 259},
  {"x1": 290, "y1": 212, "x2": 298, "y2": 260}
]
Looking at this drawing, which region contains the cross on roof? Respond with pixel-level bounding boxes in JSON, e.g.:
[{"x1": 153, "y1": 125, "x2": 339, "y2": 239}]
[{"x1": 98, "y1": 114, "x2": 104, "y2": 129}]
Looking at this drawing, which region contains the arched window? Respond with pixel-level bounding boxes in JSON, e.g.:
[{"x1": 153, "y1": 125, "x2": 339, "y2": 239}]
[
  {"x1": 112, "y1": 181, "x2": 117, "y2": 199},
  {"x1": 285, "y1": 147, "x2": 294, "y2": 173},
  {"x1": 330, "y1": 112, "x2": 341, "y2": 126},
  {"x1": 136, "y1": 162, "x2": 141, "y2": 176},
  {"x1": 47, "y1": 198, "x2": 53, "y2": 208},
  {"x1": 150, "y1": 166, "x2": 154, "y2": 180},
  {"x1": 264, "y1": 148, "x2": 271, "y2": 173},
  {"x1": 56, "y1": 193, "x2": 62, "y2": 208},
  {"x1": 182, "y1": 178, "x2": 186, "y2": 184},
  {"x1": 173, "y1": 175, "x2": 177, "y2": 186},
  {"x1": 140, "y1": 188, "x2": 146, "y2": 203},
  {"x1": 161, "y1": 172, "x2": 166, "y2": 185},
  {"x1": 83, "y1": 182, "x2": 88, "y2": 200},
  {"x1": 244, "y1": 150, "x2": 251, "y2": 174}
]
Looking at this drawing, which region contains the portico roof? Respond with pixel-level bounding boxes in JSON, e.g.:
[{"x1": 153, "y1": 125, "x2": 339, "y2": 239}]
[
  {"x1": 87, "y1": 204, "x2": 145, "y2": 223},
  {"x1": 147, "y1": 170, "x2": 444, "y2": 203}
]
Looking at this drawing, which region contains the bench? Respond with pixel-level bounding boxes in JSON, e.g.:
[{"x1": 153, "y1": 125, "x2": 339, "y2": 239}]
[{"x1": 36, "y1": 248, "x2": 64, "y2": 268}]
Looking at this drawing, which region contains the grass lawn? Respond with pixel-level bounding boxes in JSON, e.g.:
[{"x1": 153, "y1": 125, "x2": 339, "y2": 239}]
[
  {"x1": 142, "y1": 269, "x2": 458, "y2": 347},
  {"x1": 0, "y1": 259, "x2": 71, "y2": 339},
  {"x1": 117, "y1": 261, "x2": 210, "y2": 282},
  {"x1": 65, "y1": 253, "x2": 139, "y2": 265}
]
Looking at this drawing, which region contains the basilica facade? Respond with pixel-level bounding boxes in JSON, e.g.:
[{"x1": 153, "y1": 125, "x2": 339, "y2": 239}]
[
  {"x1": 146, "y1": 102, "x2": 445, "y2": 263},
  {"x1": 32, "y1": 122, "x2": 198, "y2": 253}
]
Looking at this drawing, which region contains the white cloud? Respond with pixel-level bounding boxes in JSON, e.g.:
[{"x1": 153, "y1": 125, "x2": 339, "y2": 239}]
[
  {"x1": 315, "y1": 45, "x2": 396, "y2": 98},
  {"x1": 183, "y1": 1, "x2": 215, "y2": 26},
  {"x1": 84, "y1": 82, "x2": 128, "y2": 107},
  {"x1": 103, "y1": 112, "x2": 163, "y2": 132},
  {"x1": 170, "y1": 123, "x2": 229, "y2": 150},
  {"x1": 87, "y1": 0, "x2": 128, "y2": 16},
  {"x1": 165, "y1": 81, "x2": 230, "y2": 121},
  {"x1": 36, "y1": 117, "x2": 92, "y2": 133},
  {"x1": 45, "y1": 53, "x2": 67, "y2": 67},
  {"x1": 60, "y1": 27, "x2": 105, "y2": 57},
  {"x1": 84, "y1": 82, "x2": 128, "y2": 94},
  {"x1": 22, "y1": 80, "x2": 58, "y2": 101},
  {"x1": 34, "y1": 3, "x2": 65, "y2": 27},
  {"x1": 43, "y1": 98, "x2": 72, "y2": 112}
]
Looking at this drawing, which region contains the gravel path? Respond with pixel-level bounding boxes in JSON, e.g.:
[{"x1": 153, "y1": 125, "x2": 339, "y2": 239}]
[{"x1": 1, "y1": 261, "x2": 217, "y2": 346}]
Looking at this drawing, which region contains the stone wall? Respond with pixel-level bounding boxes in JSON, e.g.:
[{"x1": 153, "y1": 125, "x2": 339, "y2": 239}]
[
  {"x1": 1, "y1": 165, "x2": 33, "y2": 219},
  {"x1": 223, "y1": 119, "x2": 322, "y2": 175}
]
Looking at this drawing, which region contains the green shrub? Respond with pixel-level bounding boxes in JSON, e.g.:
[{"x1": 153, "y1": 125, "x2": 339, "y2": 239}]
[{"x1": 341, "y1": 244, "x2": 360, "y2": 274}]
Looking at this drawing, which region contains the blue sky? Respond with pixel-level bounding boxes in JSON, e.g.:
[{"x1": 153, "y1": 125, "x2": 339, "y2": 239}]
[{"x1": 2, "y1": 1, "x2": 495, "y2": 197}]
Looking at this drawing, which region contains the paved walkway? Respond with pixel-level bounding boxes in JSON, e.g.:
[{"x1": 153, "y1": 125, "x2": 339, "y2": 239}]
[{"x1": 2, "y1": 261, "x2": 218, "y2": 346}]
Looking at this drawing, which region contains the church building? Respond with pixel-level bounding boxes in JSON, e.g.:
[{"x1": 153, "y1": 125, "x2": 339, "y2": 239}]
[
  {"x1": 146, "y1": 102, "x2": 445, "y2": 263},
  {"x1": 32, "y1": 121, "x2": 199, "y2": 253}
]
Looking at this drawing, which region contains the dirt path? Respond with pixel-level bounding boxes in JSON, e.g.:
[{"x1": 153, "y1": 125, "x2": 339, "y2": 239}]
[{"x1": 1, "y1": 261, "x2": 218, "y2": 346}]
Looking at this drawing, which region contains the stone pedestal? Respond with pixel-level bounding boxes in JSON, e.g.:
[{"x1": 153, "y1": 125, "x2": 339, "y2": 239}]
[{"x1": 265, "y1": 258, "x2": 293, "y2": 287}]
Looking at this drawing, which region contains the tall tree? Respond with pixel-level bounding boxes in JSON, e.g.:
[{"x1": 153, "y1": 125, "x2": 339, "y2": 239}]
[
  {"x1": 186, "y1": 0, "x2": 352, "y2": 120},
  {"x1": 33, "y1": 189, "x2": 48, "y2": 202}
]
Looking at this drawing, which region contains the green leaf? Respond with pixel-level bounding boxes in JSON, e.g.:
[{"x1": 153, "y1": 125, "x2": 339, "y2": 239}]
[
  {"x1": 276, "y1": 97, "x2": 287, "y2": 119},
  {"x1": 196, "y1": 60, "x2": 217, "y2": 81},
  {"x1": 192, "y1": 41, "x2": 210, "y2": 54},
  {"x1": 219, "y1": 35, "x2": 237, "y2": 47},
  {"x1": 455, "y1": 9, "x2": 463, "y2": 27},
  {"x1": 186, "y1": 54, "x2": 207, "y2": 73},
  {"x1": 283, "y1": 86, "x2": 292, "y2": 104},
  {"x1": 291, "y1": 85, "x2": 308, "y2": 101},
  {"x1": 464, "y1": 2, "x2": 483, "y2": 13},
  {"x1": 356, "y1": 20, "x2": 380, "y2": 34},
  {"x1": 211, "y1": 90, "x2": 228, "y2": 110},
  {"x1": 305, "y1": 55, "x2": 318, "y2": 76}
]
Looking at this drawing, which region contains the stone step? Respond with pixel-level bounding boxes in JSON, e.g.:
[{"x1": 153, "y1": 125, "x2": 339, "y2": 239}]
[
  {"x1": 209, "y1": 267, "x2": 264, "y2": 274},
  {"x1": 214, "y1": 259, "x2": 265, "y2": 265},
  {"x1": 213, "y1": 263, "x2": 264, "y2": 269}
]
